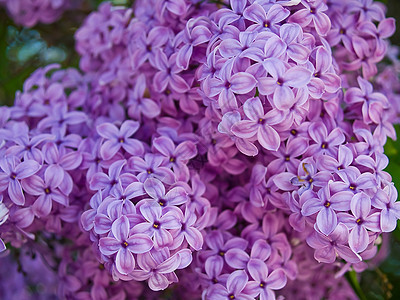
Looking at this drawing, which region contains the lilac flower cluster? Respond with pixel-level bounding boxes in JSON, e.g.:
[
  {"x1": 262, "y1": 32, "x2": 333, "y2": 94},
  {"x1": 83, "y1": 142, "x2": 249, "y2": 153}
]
[
  {"x1": 0, "y1": 0, "x2": 75, "y2": 27},
  {"x1": 1, "y1": 0, "x2": 400, "y2": 298}
]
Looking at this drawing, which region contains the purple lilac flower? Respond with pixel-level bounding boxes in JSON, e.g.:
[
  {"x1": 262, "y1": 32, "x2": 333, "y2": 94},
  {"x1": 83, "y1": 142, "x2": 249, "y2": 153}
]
[
  {"x1": 129, "y1": 26, "x2": 171, "y2": 70},
  {"x1": 131, "y1": 201, "x2": 182, "y2": 249},
  {"x1": 231, "y1": 97, "x2": 282, "y2": 151},
  {"x1": 289, "y1": 0, "x2": 331, "y2": 36},
  {"x1": 301, "y1": 184, "x2": 353, "y2": 235},
  {"x1": 243, "y1": 3, "x2": 290, "y2": 33},
  {"x1": 203, "y1": 59, "x2": 257, "y2": 113},
  {"x1": 142, "y1": 178, "x2": 188, "y2": 208},
  {"x1": 259, "y1": 58, "x2": 312, "y2": 110},
  {"x1": 153, "y1": 50, "x2": 190, "y2": 94},
  {"x1": 0, "y1": 156, "x2": 41, "y2": 205},
  {"x1": 170, "y1": 207, "x2": 203, "y2": 251},
  {"x1": 38, "y1": 103, "x2": 87, "y2": 133},
  {"x1": 131, "y1": 248, "x2": 192, "y2": 291},
  {"x1": 21, "y1": 174, "x2": 68, "y2": 217},
  {"x1": 42, "y1": 142, "x2": 82, "y2": 195},
  {"x1": 99, "y1": 215, "x2": 153, "y2": 275},
  {"x1": 306, "y1": 223, "x2": 361, "y2": 263},
  {"x1": 127, "y1": 74, "x2": 161, "y2": 120},
  {"x1": 244, "y1": 260, "x2": 287, "y2": 300},
  {"x1": 97, "y1": 120, "x2": 144, "y2": 160},
  {"x1": 207, "y1": 270, "x2": 253, "y2": 300},
  {"x1": 153, "y1": 136, "x2": 197, "y2": 182},
  {"x1": 372, "y1": 183, "x2": 400, "y2": 232},
  {"x1": 338, "y1": 192, "x2": 381, "y2": 253},
  {"x1": 345, "y1": 76, "x2": 388, "y2": 124},
  {"x1": 127, "y1": 153, "x2": 176, "y2": 184}
]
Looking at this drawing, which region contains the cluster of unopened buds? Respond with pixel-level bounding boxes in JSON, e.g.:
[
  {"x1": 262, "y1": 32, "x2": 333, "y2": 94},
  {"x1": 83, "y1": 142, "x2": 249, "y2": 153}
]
[{"x1": 1, "y1": 0, "x2": 400, "y2": 299}]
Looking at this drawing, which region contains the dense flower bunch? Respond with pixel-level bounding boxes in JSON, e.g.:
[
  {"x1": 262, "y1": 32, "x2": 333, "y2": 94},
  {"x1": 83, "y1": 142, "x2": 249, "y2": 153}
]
[
  {"x1": 1, "y1": 0, "x2": 400, "y2": 299},
  {"x1": 0, "y1": 0, "x2": 76, "y2": 27}
]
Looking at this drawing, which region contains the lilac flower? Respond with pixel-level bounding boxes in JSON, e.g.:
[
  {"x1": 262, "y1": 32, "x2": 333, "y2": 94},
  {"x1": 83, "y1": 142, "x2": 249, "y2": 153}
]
[
  {"x1": 42, "y1": 142, "x2": 82, "y2": 195},
  {"x1": 127, "y1": 74, "x2": 161, "y2": 120},
  {"x1": 355, "y1": 153, "x2": 391, "y2": 184},
  {"x1": 343, "y1": 36, "x2": 379, "y2": 79},
  {"x1": 158, "y1": 0, "x2": 188, "y2": 16},
  {"x1": 202, "y1": 230, "x2": 248, "y2": 262},
  {"x1": 218, "y1": 31, "x2": 265, "y2": 60},
  {"x1": 0, "y1": 195, "x2": 9, "y2": 226},
  {"x1": 358, "y1": 18, "x2": 396, "y2": 57},
  {"x1": 80, "y1": 138, "x2": 122, "y2": 181},
  {"x1": 317, "y1": 145, "x2": 353, "y2": 173},
  {"x1": 80, "y1": 191, "x2": 102, "y2": 231},
  {"x1": 231, "y1": 97, "x2": 282, "y2": 151},
  {"x1": 97, "y1": 120, "x2": 144, "y2": 160},
  {"x1": 327, "y1": 13, "x2": 357, "y2": 50},
  {"x1": 153, "y1": 136, "x2": 197, "y2": 181},
  {"x1": 331, "y1": 166, "x2": 376, "y2": 194},
  {"x1": 142, "y1": 178, "x2": 188, "y2": 208},
  {"x1": 372, "y1": 184, "x2": 400, "y2": 232},
  {"x1": 93, "y1": 198, "x2": 120, "y2": 235},
  {"x1": 301, "y1": 184, "x2": 353, "y2": 235},
  {"x1": 259, "y1": 58, "x2": 312, "y2": 110},
  {"x1": 269, "y1": 137, "x2": 308, "y2": 174},
  {"x1": 175, "y1": 19, "x2": 212, "y2": 70},
  {"x1": 203, "y1": 59, "x2": 257, "y2": 112},
  {"x1": 185, "y1": 174, "x2": 212, "y2": 228},
  {"x1": 308, "y1": 46, "x2": 341, "y2": 98},
  {"x1": 244, "y1": 3, "x2": 290, "y2": 33},
  {"x1": 199, "y1": 255, "x2": 228, "y2": 286},
  {"x1": 289, "y1": 0, "x2": 331, "y2": 36},
  {"x1": 170, "y1": 207, "x2": 203, "y2": 251},
  {"x1": 306, "y1": 120, "x2": 345, "y2": 156},
  {"x1": 286, "y1": 191, "x2": 307, "y2": 232},
  {"x1": 214, "y1": 0, "x2": 247, "y2": 30},
  {"x1": 338, "y1": 192, "x2": 381, "y2": 253},
  {"x1": 127, "y1": 153, "x2": 175, "y2": 185},
  {"x1": 207, "y1": 270, "x2": 253, "y2": 300},
  {"x1": 0, "y1": 156, "x2": 41, "y2": 205},
  {"x1": 244, "y1": 260, "x2": 287, "y2": 300},
  {"x1": 348, "y1": 0, "x2": 385, "y2": 22},
  {"x1": 5, "y1": 127, "x2": 53, "y2": 164},
  {"x1": 247, "y1": 214, "x2": 291, "y2": 252},
  {"x1": 247, "y1": 164, "x2": 268, "y2": 208},
  {"x1": 11, "y1": 206, "x2": 35, "y2": 229},
  {"x1": 1, "y1": 0, "x2": 67, "y2": 27},
  {"x1": 131, "y1": 201, "x2": 182, "y2": 249},
  {"x1": 105, "y1": 181, "x2": 145, "y2": 215},
  {"x1": 0, "y1": 238, "x2": 5, "y2": 253},
  {"x1": 21, "y1": 174, "x2": 68, "y2": 217},
  {"x1": 345, "y1": 76, "x2": 388, "y2": 124},
  {"x1": 218, "y1": 111, "x2": 259, "y2": 156},
  {"x1": 99, "y1": 215, "x2": 153, "y2": 275},
  {"x1": 90, "y1": 160, "x2": 126, "y2": 194},
  {"x1": 306, "y1": 223, "x2": 361, "y2": 263},
  {"x1": 279, "y1": 23, "x2": 310, "y2": 64},
  {"x1": 38, "y1": 103, "x2": 87, "y2": 132},
  {"x1": 354, "y1": 128, "x2": 383, "y2": 155},
  {"x1": 288, "y1": 160, "x2": 332, "y2": 194},
  {"x1": 129, "y1": 26, "x2": 171, "y2": 69},
  {"x1": 132, "y1": 248, "x2": 192, "y2": 291},
  {"x1": 153, "y1": 50, "x2": 190, "y2": 94},
  {"x1": 225, "y1": 239, "x2": 271, "y2": 269}
]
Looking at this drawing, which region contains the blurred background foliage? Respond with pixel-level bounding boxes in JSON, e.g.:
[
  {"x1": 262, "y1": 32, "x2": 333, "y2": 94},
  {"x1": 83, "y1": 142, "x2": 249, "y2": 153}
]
[
  {"x1": 0, "y1": 0, "x2": 132, "y2": 105},
  {"x1": 0, "y1": 0, "x2": 400, "y2": 299}
]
